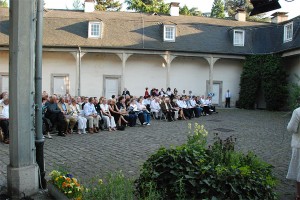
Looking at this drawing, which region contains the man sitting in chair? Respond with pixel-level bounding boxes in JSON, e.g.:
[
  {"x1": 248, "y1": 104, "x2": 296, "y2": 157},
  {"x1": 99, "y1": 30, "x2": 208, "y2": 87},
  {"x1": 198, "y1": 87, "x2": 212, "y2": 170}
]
[
  {"x1": 160, "y1": 97, "x2": 175, "y2": 122},
  {"x1": 83, "y1": 97, "x2": 101, "y2": 133},
  {"x1": 58, "y1": 97, "x2": 77, "y2": 134},
  {"x1": 150, "y1": 97, "x2": 162, "y2": 119}
]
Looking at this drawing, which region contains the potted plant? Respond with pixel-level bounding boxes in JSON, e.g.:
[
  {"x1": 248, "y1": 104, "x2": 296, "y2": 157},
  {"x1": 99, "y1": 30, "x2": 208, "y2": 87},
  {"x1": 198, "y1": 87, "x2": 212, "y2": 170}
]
[{"x1": 48, "y1": 170, "x2": 83, "y2": 200}]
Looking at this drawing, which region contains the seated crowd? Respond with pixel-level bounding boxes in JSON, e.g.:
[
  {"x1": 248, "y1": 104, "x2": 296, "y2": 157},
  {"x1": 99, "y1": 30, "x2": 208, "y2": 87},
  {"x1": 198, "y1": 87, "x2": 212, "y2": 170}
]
[
  {"x1": 40, "y1": 87, "x2": 217, "y2": 138},
  {"x1": 0, "y1": 87, "x2": 217, "y2": 143}
]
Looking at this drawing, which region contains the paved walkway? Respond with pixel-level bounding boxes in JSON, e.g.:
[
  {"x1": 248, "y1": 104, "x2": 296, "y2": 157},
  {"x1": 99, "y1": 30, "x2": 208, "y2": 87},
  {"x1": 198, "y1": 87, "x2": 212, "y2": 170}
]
[{"x1": 0, "y1": 109, "x2": 296, "y2": 199}]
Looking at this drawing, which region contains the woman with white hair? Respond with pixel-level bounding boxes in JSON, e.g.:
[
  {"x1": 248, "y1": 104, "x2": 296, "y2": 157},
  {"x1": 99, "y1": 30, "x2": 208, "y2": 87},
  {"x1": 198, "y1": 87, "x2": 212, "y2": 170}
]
[
  {"x1": 69, "y1": 98, "x2": 87, "y2": 134},
  {"x1": 100, "y1": 98, "x2": 116, "y2": 131}
]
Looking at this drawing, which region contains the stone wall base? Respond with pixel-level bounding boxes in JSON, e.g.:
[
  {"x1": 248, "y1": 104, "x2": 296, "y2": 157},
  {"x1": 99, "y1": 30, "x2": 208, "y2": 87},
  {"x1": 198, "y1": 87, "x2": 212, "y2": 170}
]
[{"x1": 7, "y1": 164, "x2": 39, "y2": 199}]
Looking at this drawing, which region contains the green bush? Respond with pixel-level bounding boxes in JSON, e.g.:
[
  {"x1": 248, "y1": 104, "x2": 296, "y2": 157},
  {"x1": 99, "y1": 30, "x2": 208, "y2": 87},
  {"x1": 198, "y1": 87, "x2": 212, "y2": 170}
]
[
  {"x1": 135, "y1": 123, "x2": 278, "y2": 200},
  {"x1": 288, "y1": 74, "x2": 300, "y2": 111},
  {"x1": 83, "y1": 171, "x2": 135, "y2": 200},
  {"x1": 239, "y1": 54, "x2": 288, "y2": 111}
]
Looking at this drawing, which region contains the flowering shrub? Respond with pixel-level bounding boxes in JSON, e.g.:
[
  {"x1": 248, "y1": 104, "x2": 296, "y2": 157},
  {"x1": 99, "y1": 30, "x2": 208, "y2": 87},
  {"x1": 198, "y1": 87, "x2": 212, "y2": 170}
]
[
  {"x1": 83, "y1": 171, "x2": 135, "y2": 200},
  {"x1": 49, "y1": 170, "x2": 83, "y2": 200},
  {"x1": 135, "y1": 123, "x2": 278, "y2": 199}
]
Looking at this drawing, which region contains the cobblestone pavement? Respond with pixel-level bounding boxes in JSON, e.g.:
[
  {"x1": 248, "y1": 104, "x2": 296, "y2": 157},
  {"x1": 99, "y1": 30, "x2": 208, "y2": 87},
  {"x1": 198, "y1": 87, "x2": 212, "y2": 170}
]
[{"x1": 0, "y1": 109, "x2": 296, "y2": 199}]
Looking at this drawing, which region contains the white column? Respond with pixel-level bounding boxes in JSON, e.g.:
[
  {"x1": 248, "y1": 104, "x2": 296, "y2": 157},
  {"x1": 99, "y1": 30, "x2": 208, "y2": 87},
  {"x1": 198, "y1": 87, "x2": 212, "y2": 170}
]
[
  {"x1": 205, "y1": 56, "x2": 219, "y2": 94},
  {"x1": 161, "y1": 54, "x2": 176, "y2": 89},
  {"x1": 71, "y1": 50, "x2": 85, "y2": 96},
  {"x1": 8, "y1": 0, "x2": 39, "y2": 198},
  {"x1": 117, "y1": 53, "x2": 132, "y2": 91}
]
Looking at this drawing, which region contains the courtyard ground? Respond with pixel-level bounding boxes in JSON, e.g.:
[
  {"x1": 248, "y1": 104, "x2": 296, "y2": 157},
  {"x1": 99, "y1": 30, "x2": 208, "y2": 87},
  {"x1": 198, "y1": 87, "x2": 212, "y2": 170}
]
[{"x1": 0, "y1": 109, "x2": 296, "y2": 199}]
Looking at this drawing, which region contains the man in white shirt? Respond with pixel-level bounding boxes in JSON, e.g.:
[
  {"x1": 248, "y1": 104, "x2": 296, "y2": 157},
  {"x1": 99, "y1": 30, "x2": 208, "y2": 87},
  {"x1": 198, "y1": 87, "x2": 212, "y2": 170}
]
[
  {"x1": 150, "y1": 97, "x2": 162, "y2": 119},
  {"x1": 225, "y1": 89, "x2": 231, "y2": 108},
  {"x1": 0, "y1": 96, "x2": 9, "y2": 144},
  {"x1": 190, "y1": 96, "x2": 202, "y2": 118},
  {"x1": 84, "y1": 97, "x2": 101, "y2": 133},
  {"x1": 177, "y1": 96, "x2": 191, "y2": 119},
  {"x1": 142, "y1": 96, "x2": 152, "y2": 112}
]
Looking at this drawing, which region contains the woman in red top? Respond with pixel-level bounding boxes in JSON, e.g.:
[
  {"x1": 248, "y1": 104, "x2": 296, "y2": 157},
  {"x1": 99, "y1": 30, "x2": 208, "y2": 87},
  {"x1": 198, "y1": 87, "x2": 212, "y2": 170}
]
[{"x1": 144, "y1": 87, "x2": 150, "y2": 98}]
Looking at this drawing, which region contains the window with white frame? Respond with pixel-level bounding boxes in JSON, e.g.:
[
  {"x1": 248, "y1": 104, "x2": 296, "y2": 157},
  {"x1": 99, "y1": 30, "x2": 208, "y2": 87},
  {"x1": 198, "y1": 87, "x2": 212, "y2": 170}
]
[
  {"x1": 88, "y1": 22, "x2": 102, "y2": 38},
  {"x1": 233, "y1": 29, "x2": 245, "y2": 46},
  {"x1": 164, "y1": 25, "x2": 176, "y2": 42},
  {"x1": 284, "y1": 22, "x2": 293, "y2": 43}
]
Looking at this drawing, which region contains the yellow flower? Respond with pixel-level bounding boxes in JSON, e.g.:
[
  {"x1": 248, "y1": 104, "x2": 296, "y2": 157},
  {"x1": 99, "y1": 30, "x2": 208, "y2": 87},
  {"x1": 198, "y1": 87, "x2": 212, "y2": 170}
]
[
  {"x1": 98, "y1": 179, "x2": 103, "y2": 185},
  {"x1": 188, "y1": 123, "x2": 192, "y2": 130}
]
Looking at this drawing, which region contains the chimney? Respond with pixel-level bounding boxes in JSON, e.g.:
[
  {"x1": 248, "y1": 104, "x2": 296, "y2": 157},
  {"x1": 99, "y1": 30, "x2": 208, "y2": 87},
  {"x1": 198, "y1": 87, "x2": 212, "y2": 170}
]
[
  {"x1": 271, "y1": 12, "x2": 288, "y2": 23},
  {"x1": 170, "y1": 2, "x2": 180, "y2": 17},
  {"x1": 235, "y1": 8, "x2": 246, "y2": 22},
  {"x1": 84, "y1": 0, "x2": 95, "y2": 13}
]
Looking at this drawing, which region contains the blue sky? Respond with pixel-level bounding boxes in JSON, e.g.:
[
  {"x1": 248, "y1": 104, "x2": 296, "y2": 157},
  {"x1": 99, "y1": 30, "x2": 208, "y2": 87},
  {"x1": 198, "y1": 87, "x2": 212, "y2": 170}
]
[{"x1": 44, "y1": 0, "x2": 300, "y2": 19}]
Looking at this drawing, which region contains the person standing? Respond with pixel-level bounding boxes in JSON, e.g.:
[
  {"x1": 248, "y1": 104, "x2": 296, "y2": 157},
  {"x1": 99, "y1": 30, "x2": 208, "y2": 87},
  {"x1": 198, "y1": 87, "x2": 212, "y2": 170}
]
[
  {"x1": 122, "y1": 88, "x2": 130, "y2": 97},
  {"x1": 144, "y1": 87, "x2": 150, "y2": 98},
  {"x1": 0, "y1": 96, "x2": 9, "y2": 144},
  {"x1": 225, "y1": 89, "x2": 231, "y2": 108},
  {"x1": 287, "y1": 99, "x2": 300, "y2": 200}
]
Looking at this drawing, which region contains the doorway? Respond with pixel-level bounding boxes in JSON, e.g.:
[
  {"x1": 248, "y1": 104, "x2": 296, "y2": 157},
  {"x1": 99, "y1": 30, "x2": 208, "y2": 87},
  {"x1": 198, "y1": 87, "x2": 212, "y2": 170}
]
[
  {"x1": 206, "y1": 80, "x2": 223, "y2": 106},
  {"x1": 103, "y1": 75, "x2": 121, "y2": 99},
  {"x1": 0, "y1": 73, "x2": 9, "y2": 93},
  {"x1": 51, "y1": 74, "x2": 70, "y2": 95}
]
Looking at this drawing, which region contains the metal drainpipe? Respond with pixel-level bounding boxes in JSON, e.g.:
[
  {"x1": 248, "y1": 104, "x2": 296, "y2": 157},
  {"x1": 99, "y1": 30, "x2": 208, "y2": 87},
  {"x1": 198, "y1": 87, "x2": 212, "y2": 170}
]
[
  {"x1": 78, "y1": 46, "x2": 81, "y2": 96},
  {"x1": 35, "y1": 0, "x2": 46, "y2": 189}
]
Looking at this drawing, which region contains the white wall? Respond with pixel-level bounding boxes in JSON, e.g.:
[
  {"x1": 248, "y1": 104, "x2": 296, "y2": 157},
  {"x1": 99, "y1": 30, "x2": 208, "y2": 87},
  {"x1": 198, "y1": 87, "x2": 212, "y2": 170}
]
[
  {"x1": 0, "y1": 51, "x2": 9, "y2": 93},
  {"x1": 170, "y1": 56, "x2": 209, "y2": 96},
  {"x1": 125, "y1": 55, "x2": 166, "y2": 96},
  {"x1": 214, "y1": 59, "x2": 244, "y2": 106},
  {"x1": 81, "y1": 53, "x2": 122, "y2": 97},
  {"x1": 0, "y1": 50, "x2": 247, "y2": 103},
  {"x1": 42, "y1": 52, "x2": 76, "y2": 95},
  {"x1": 0, "y1": 51, "x2": 9, "y2": 72}
]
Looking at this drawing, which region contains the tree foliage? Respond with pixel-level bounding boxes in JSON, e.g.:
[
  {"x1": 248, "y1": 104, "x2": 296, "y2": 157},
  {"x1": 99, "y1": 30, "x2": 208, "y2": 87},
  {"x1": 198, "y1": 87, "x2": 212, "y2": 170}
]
[
  {"x1": 95, "y1": 0, "x2": 122, "y2": 11},
  {"x1": 239, "y1": 55, "x2": 288, "y2": 110},
  {"x1": 180, "y1": 5, "x2": 202, "y2": 16},
  {"x1": 210, "y1": 0, "x2": 225, "y2": 18},
  {"x1": 125, "y1": 0, "x2": 202, "y2": 16},
  {"x1": 224, "y1": 0, "x2": 270, "y2": 22},
  {"x1": 0, "y1": 0, "x2": 8, "y2": 8},
  {"x1": 125, "y1": 0, "x2": 169, "y2": 14}
]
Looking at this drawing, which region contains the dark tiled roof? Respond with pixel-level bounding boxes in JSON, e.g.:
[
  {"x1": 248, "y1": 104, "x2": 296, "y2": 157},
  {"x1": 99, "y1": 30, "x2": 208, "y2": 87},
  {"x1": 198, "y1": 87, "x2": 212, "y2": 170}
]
[{"x1": 0, "y1": 7, "x2": 299, "y2": 55}]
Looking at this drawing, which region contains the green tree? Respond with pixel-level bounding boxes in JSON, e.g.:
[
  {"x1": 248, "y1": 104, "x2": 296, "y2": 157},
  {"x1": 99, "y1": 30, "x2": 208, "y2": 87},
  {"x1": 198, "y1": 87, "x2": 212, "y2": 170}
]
[
  {"x1": 224, "y1": 0, "x2": 270, "y2": 22},
  {"x1": 210, "y1": 0, "x2": 225, "y2": 18},
  {"x1": 239, "y1": 55, "x2": 288, "y2": 111},
  {"x1": 0, "y1": 0, "x2": 8, "y2": 7},
  {"x1": 125, "y1": 0, "x2": 169, "y2": 14},
  {"x1": 95, "y1": 0, "x2": 122, "y2": 11},
  {"x1": 180, "y1": 5, "x2": 202, "y2": 16}
]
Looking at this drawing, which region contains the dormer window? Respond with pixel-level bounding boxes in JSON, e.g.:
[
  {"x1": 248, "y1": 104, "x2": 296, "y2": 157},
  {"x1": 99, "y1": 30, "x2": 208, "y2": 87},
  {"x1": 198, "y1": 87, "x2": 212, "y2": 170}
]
[
  {"x1": 88, "y1": 21, "x2": 102, "y2": 38},
  {"x1": 233, "y1": 29, "x2": 245, "y2": 46},
  {"x1": 284, "y1": 22, "x2": 293, "y2": 43},
  {"x1": 163, "y1": 25, "x2": 176, "y2": 42}
]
